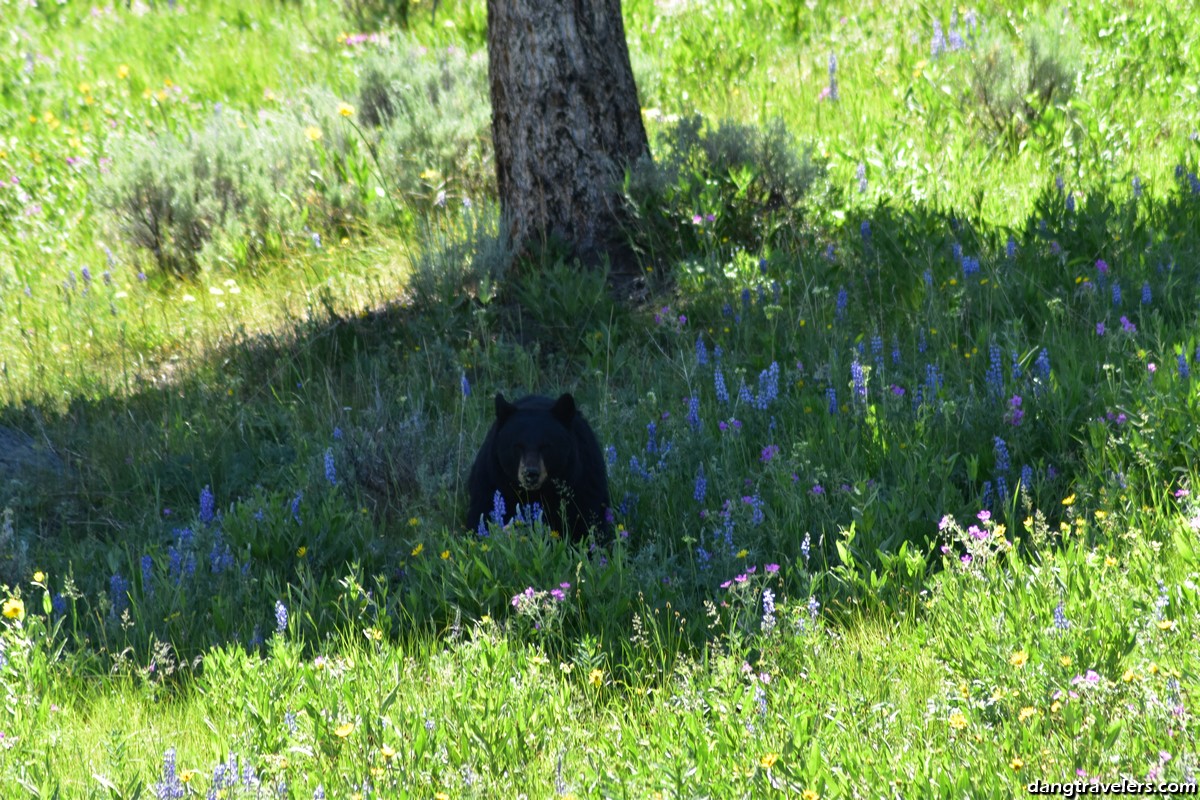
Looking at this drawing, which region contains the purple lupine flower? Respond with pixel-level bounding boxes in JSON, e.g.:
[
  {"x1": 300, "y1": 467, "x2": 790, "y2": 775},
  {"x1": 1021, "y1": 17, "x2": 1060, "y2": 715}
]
[
  {"x1": 275, "y1": 600, "x2": 288, "y2": 634},
  {"x1": 695, "y1": 336, "x2": 709, "y2": 366},
  {"x1": 490, "y1": 490, "x2": 506, "y2": 525},
  {"x1": 931, "y1": 21, "x2": 946, "y2": 56},
  {"x1": 835, "y1": 286, "x2": 848, "y2": 321},
  {"x1": 109, "y1": 573, "x2": 130, "y2": 616},
  {"x1": 141, "y1": 555, "x2": 154, "y2": 597},
  {"x1": 856, "y1": 162, "x2": 867, "y2": 193},
  {"x1": 153, "y1": 747, "x2": 185, "y2": 799},
  {"x1": 460, "y1": 372, "x2": 471, "y2": 397},
  {"x1": 851, "y1": 359, "x2": 866, "y2": 401},
  {"x1": 1179, "y1": 352, "x2": 1190, "y2": 380},
  {"x1": 994, "y1": 436, "x2": 1011, "y2": 474},
  {"x1": 714, "y1": 368, "x2": 729, "y2": 404},
  {"x1": 1111, "y1": 280, "x2": 1121, "y2": 306},
  {"x1": 324, "y1": 448, "x2": 337, "y2": 485},
  {"x1": 199, "y1": 485, "x2": 215, "y2": 525},
  {"x1": 686, "y1": 396, "x2": 701, "y2": 431},
  {"x1": 1141, "y1": 282, "x2": 1151, "y2": 305},
  {"x1": 827, "y1": 53, "x2": 839, "y2": 101}
]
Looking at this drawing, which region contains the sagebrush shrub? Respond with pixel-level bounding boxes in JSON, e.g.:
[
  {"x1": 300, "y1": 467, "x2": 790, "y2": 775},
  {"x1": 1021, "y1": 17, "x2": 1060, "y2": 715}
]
[
  {"x1": 964, "y1": 16, "x2": 1079, "y2": 148},
  {"x1": 355, "y1": 42, "x2": 494, "y2": 210},
  {"x1": 621, "y1": 115, "x2": 823, "y2": 264},
  {"x1": 100, "y1": 111, "x2": 312, "y2": 276}
]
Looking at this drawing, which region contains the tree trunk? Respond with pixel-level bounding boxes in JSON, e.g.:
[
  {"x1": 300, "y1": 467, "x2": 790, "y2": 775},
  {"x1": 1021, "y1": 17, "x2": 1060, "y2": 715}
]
[{"x1": 487, "y1": 0, "x2": 648, "y2": 273}]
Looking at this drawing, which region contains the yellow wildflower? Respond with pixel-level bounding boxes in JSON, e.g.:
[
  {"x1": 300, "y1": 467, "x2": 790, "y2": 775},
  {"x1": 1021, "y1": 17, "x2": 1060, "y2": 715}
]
[
  {"x1": 948, "y1": 711, "x2": 968, "y2": 730},
  {"x1": 1009, "y1": 650, "x2": 1029, "y2": 668},
  {"x1": 588, "y1": 668, "x2": 603, "y2": 687},
  {"x1": 1010, "y1": 757, "x2": 1024, "y2": 770},
  {"x1": 335, "y1": 722, "x2": 355, "y2": 738},
  {"x1": 440, "y1": 550, "x2": 451, "y2": 560},
  {"x1": 1018, "y1": 706, "x2": 1037, "y2": 723},
  {"x1": 1, "y1": 597, "x2": 23, "y2": 620},
  {"x1": 381, "y1": 744, "x2": 396, "y2": 760},
  {"x1": 411, "y1": 543, "x2": 424, "y2": 557},
  {"x1": 760, "y1": 752, "x2": 779, "y2": 769},
  {"x1": 338, "y1": 102, "x2": 355, "y2": 117},
  {"x1": 32, "y1": 571, "x2": 45, "y2": 584},
  {"x1": 802, "y1": 791, "x2": 820, "y2": 800}
]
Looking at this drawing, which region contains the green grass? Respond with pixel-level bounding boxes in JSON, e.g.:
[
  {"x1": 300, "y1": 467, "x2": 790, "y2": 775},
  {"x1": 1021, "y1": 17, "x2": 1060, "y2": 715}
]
[{"x1": 1, "y1": 0, "x2": 1198, "y2": 796}]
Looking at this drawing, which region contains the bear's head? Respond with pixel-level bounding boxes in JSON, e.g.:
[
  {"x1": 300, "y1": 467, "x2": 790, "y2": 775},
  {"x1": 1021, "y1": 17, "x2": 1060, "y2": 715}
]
[{"x1": 493, "y1": 393, "x2": 577, "y2": 491}]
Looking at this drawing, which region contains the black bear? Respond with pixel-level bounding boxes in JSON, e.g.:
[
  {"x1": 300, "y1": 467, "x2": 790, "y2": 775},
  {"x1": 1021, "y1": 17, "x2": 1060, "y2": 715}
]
[{"x1": 466, "y1": 393, "x2": 610, "y2": 541}]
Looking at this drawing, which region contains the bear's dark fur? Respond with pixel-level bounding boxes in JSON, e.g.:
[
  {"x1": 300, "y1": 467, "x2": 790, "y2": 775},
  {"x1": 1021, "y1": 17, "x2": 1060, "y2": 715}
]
[{"x1": 466, "y1": 393, "x2": 610, "y2": 541}]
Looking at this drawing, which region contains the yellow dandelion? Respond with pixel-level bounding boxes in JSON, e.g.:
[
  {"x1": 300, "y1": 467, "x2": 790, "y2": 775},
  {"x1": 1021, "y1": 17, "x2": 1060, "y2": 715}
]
[
  {"x1": 338, "y1": 102, "x2": 355, "y2": 117},
  {"x1": 948, "y1": 711, "x2": 968, "y2": 730},
  {"x1": 1018, "y1": 706, "x2": 1037, "y2": 723},
  {"x1": 411, "y1": 543, "x2": 424, "y2": 557},
  {"x1": 296, "y1": 546, "x2": 307, "y2": 558},
  {"x1": 759, "y1": 752, "x2": 779, "y2": 769},
  {"x1": 1009, "y1": 650, "x2": 1029, "y2": 668},
  {"x1": 32, "y1": 571, "x2": 45, "y2": 584},
  {"x1": 588, "y1": 668, "x2": 603, "y2": 687},
  {"x1": 1010, "y1": 757, "x2": 1024, "y2": 770},
  {"x1": 1156, "y1": 619, "x2": 1176, "y2": 631},
  {"x1": 305, "y1": 126, "x2": 322, "y2": 141},
  {"x1": 335, "y1": 722, "x2": 355, "y2": 738},
  {"x1": 802, "y1": 791, "x2": 821, "y2": 800},
  {"x1": 1059, "y1": 656, "x2": 1072, "y2": 668},
  {"x1": 181, "y1": 770, "x2": 196, "y2": 783},
  {"x1": 440, "y1": 550, "x2": 450, "y2": 560},
  {"x1": 2, "y1": 597, "x2": 24, "y2": 620}
]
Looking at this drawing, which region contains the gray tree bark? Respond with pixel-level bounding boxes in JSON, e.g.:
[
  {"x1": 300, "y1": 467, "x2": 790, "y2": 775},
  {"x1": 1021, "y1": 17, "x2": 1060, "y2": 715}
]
[{"x1": 487, "y1": 0, "x2": 648, "y2": 273}]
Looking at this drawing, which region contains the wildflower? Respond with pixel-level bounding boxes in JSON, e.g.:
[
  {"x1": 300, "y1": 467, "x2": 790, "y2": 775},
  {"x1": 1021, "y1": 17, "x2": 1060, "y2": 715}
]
[
  {"x1": 589, "y1": 668, "x2": 603, "y2": 687},
  {"x1": 1018, "y1": 707, "x2": 1037, "y2": 723},
  {"x1": 411, "y1": 543, "x2": 424, "y2": 557},
  {"x1": 856, "y1": 162, "x2": 867, "y2": 193},
  {"x1": 460, "y1": 372, "x2": 471, "y2": 397},
  {"x1": 490, "y1": 491, "x2": 506, "y2": 525},
  {"x1": 760, "y1": 752, "x2": 779, "y2": 769},
  {"x1": 1141, "y1": 282, "x2": 1151, "y2": 305},
  {"x1": 275, "y1": 601, "x2": 288, "y2": 634},
  {"x1": 324, "y1": 449, "x2": 337, "y2": 485},
  {"x1": 835, "y1": 286, "x2": 848, "y2": 320},
  {"x1": 931, "y1": 21, "x2": 946, "y2": 56},
  {"x1": 695, "y1": 336, "x2": 709, "y2": 365},
  {"x1": 337, "y1": 102, "x2": 355, "y2": 117},
  {"x1": 993, "y1": 437, "x2": 1011, "y2": 474},
  {"x1": 1054, "y1": 601, "x2": 1070, "y2": 630},
  {"x1": 714, "y1": 368, "x2": 729, "y2": 404},
  {"x1": 948, "y1": 711, "x2": 967, "y2": 730},
  {"x1": 686, "y1": 395, "x2": 701, "y2": 431},
  {"x1": 694, "y1": 466, "x2": 707, "y2": 503},
  {"x1": 1009, "y1": 650, "x2": 1029, "y2": 668},
  {"x1": 826, "y1": 53, "x2": 839, "y2": 101},
  {"x1": 305, "y1": 126, "x2": 322, "y2": 141},
  {"x1": 761, "y1": 588, "x2": 776, "y2": 634},
  {"x1": 765, "y1": 563, "x2": 780, "y2": 574},
  {"x1": 802, "y1": 791, "x2": 820, "y2": 800},
  {"x1": 760, "y1": 444, "x2": 781, "y2": 463},
  {"x1": 154, "y1": 747, "x2": 184, "y2": 799},
  {"x1": 2, "y1": 597, "x2": 24, "y2": 620},
  {"x1": 199, "y1": 485, "x2": 215, "y2": 525},
  {"x1": 1007, "y1": 395, "x2": 1024, "y2": 426},
  {"x1": 1010, "y1": 757, "x2": 1024, "y2": 770},
  {"x1": 1111, "y1": 280, "x2": 1122, "y2": 307},
  {"x1": 1096, "y1": 321, "x2": 1105, "y2": 336},
  {"x1": 335, "y1": 722, "x2": 354, "y2": 738},
  {"x1": 850, "y1": 359, "x2": 866, "y2": 401},
  {"x1": 1120, "y1": 315, "x2": 1136, "y2": 333},
  {"x1": 826, "y1": 387, "x2": 837, "y2": 414}
]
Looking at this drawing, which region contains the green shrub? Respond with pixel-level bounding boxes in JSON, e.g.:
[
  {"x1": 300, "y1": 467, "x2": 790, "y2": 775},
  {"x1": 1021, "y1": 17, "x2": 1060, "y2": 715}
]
[
  {"x1": 621, "y1": 115, "x2": 824, "y2": 264},
  {"x1": 355, "y1": 41, "x2": 494, "y2": 212},
  {"x1": 964, "y1": 15, "x2": 1080, "y2": 148},
  {"x1": 100, "y1": 111, "x2": 313, "y2": 276}
]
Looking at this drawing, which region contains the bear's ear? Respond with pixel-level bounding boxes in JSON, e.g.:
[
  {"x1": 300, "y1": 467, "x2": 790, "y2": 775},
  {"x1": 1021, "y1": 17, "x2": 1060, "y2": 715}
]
[
  {"x1": 495, "y1": 393, "x2": 518, "y2": 425},
  {"x1": 551, "y1": 393, "x2": 576, "y2": 426}
]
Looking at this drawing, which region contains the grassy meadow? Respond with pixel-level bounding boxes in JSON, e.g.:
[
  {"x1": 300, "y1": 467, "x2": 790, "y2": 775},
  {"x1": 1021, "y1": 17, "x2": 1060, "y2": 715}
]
[{"x1": 1, "y1": 0, "x2": 1199, "y2": 796}]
